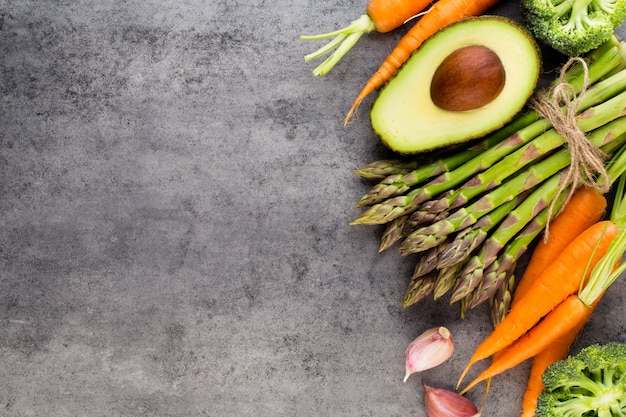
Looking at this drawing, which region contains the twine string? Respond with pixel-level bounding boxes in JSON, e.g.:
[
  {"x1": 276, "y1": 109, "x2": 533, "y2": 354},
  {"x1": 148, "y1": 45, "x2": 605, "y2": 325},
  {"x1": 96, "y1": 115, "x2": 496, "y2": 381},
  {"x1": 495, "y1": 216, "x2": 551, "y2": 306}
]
[{"x1": 529, "y1": 57, "x2": 610, "y2": 238}]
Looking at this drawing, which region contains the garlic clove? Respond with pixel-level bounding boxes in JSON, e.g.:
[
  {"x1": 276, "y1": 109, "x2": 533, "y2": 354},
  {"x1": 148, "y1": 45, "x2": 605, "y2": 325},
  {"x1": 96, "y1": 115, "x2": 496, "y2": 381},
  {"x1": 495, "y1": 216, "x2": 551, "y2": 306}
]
[
  {"x1": 404, "y1": 326, "x2": 454, "y2": 382},
  {"x1": 422, "y1": 382, "x2": 480, "y2": 417}
]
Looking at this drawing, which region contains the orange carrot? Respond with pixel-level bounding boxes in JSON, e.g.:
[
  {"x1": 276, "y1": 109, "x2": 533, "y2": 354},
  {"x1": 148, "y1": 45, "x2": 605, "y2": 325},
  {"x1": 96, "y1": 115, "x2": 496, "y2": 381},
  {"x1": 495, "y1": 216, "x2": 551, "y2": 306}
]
[
  {"x1": 519, "y1": 309, "x2": 591, "y2": 417},
  {"x1": 366, "y1": 0, "x2": 434, "y2": 33},
  {"x1": 301, "y1": 0, "x2": 434, "y2": 76},
  {"x1": 512, "y1": 187, "x2": 606, "y2": 416},
  {"x1": 459, "y1": 294, "x2": 598, "y2": 394},
  {"x1": 518, "y1": 259, "x2": 617, "y2": 417},
  {"x1": 344, "y1": 0, "x2": 502, "y2": 124},
  {"x1": 512, "y1": 187, "x2": 607, "y2": 306},
  {"x1": 457, "y1": 220, "x2": 619, "y2": 387}
]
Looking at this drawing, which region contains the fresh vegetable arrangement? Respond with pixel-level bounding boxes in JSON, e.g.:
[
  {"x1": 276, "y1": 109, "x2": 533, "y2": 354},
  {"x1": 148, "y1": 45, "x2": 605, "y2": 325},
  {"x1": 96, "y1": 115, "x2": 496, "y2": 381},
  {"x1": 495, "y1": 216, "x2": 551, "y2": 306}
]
[
  {"x1": 302, "y1": 0, "x2": 626, "y2": 414},
  {"x1": 353, "y1": 38, "x2": 626, "y2": 318}
]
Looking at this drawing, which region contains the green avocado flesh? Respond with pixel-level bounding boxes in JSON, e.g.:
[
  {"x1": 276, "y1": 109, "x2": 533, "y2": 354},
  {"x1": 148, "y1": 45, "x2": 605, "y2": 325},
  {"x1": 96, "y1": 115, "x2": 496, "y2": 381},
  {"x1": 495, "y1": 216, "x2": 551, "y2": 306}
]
[{"x1": 370, "y1": 16, "x2": 541, "y2": 154}]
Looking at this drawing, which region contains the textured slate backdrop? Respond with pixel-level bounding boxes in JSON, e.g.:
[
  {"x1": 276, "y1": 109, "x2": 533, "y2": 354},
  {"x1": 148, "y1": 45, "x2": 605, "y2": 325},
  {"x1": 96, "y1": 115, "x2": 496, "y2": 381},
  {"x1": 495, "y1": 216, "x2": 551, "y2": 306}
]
[{"x1": 1, "y1": 1, "x2": 625, "y2": 416}]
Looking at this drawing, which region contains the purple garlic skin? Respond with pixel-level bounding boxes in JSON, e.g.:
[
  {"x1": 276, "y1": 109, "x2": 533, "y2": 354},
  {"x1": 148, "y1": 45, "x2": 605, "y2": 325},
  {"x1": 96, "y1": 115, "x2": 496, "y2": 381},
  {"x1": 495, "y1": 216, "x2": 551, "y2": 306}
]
[{"x1": 423, "y1": 382, "x2": 481, "y2": 417}]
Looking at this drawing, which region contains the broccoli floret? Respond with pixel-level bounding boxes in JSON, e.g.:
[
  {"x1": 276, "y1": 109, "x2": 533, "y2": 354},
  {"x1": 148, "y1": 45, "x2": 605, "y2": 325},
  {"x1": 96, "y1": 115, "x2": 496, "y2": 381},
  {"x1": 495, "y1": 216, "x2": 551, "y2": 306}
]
[
  {"x1": 521, "y1": 0, "x2": 626, "y2": 57},
  {"x1": 536, "y1": 342, "x2": 626, "y2": 417}
]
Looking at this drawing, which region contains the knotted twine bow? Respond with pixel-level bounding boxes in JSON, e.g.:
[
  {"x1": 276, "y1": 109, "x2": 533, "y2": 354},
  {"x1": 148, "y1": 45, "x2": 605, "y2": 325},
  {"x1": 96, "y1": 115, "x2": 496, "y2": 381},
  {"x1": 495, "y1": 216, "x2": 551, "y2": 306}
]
[{"x1": 529, "y1": 57, "x2": 610, "y2": 238}]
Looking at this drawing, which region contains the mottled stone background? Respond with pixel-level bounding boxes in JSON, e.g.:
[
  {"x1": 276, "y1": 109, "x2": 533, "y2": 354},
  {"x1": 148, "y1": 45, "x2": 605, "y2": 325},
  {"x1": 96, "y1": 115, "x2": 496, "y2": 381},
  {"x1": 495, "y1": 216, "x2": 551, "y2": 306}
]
[{"x1": 1, "y1": 1, "x2": 625, "y2": 416}]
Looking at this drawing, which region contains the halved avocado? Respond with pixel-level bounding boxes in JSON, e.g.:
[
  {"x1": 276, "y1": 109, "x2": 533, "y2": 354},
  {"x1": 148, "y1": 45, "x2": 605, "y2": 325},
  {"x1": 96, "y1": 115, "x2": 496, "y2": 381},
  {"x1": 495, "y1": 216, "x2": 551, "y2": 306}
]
[{"x1": 370, "y1": 16, "x2": 541, "y2": 154}]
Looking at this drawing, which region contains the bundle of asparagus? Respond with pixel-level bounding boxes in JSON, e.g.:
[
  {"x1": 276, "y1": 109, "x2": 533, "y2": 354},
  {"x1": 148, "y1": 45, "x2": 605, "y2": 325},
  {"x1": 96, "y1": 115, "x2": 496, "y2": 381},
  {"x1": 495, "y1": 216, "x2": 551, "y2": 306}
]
[{"x1": 352, "y1": 38, "x2": 626, "y2": 324}]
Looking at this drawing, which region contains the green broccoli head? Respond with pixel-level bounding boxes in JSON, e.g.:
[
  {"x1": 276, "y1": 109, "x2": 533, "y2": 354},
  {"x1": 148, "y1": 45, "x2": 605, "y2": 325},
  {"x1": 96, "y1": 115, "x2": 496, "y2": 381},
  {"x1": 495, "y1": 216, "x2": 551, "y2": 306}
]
[
  {"x1": 536, "y1": 342, "x2": 626, "y2": 417},
  {"x1": 521, "y1": 0, "x2": 626, "y2": 57}
]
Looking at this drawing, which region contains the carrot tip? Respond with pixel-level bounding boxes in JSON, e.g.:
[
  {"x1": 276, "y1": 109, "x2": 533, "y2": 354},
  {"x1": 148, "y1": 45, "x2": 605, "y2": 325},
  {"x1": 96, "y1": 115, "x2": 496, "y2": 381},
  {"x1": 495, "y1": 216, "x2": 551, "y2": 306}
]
[
  {"x1": 459, "y1": 373, "x2": 485, "y2": 396},
  {"x1": 456, "y1": 360, "x2": 474, "y2": 389},
  {"x1": 344, "y1": 106, "x2": 359, "y2": 126}
]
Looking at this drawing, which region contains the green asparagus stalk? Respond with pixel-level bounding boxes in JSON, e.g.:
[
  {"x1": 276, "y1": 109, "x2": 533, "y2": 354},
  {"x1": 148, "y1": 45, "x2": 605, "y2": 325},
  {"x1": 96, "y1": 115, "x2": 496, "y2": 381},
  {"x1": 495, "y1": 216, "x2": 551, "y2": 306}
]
[
  {"x1": 437, "y1": 194, "x2": 527, "y2": 269},
  {"x1": 410, "y1": 243, "x2": 447, "y2": 279},
  {"x1": 605, "y1": 136, "x2": 626, "y2": 181},
  {"x1": 433, "y1": 262, "x2": 464, "y2": 300},
  {"x1": 408, "y1": 208, "x2": 507, "y2": 281},
  {"x1": 489, "y1": 265, "x2": 516, "y2": 327},
  {"x1": 399, "y1": 116, "x2": 626, "y2": 254},
  {"x1": 355, "y1": 113, "x2": 542, "y2": 207},
  {"x1": 402, "y1": 271, "x2": 437, "y2": 308},
  {"x1": 449, "y1": 255, "x2": 485, "y2": 304},
  {"x1": 408, "y1": 198, "x2": 510, "y2": 279},
  {"x1": 479, "y1": 172, "x2": 568, "y2": 269},
  {"x1": 378, "y1": 215, "x2": 409, "y2": 252},
  {"x1": 591, "y1": 38, "x2": 626, "y2": 79},
  {"x1": 351, "y1": 117, "x2": 550, "y2": 225},
  {"x1": 355, "y1": 152, "x2": 479, "y2": 207},
  {"x1": 484, "y1": 135, "x2": 626, "y2": 322},
  {"x1": 352, "y1": 120, "x2": 536, "y2": 184},
  {"x1": 353, "y1": 160, "x2": 423, "y2": 181},
  {"x1": 452, "y1": 192, "x2": 555, "y2": 308},
  {"x1": 431, "y1": 190, "x2": 528, "y2": 304},
  {"x1": 425, "y1": 86, "x2": 626, "y2": 215},
  {"x1": 558, "y1": 38, "x2": 624, "y2": 89},
  {"x1": 401, "y1": 192, "x2": 455, "y2": 239},
  {"x1": 468, "y1": 192, "x2": 567, "y2": 310}
]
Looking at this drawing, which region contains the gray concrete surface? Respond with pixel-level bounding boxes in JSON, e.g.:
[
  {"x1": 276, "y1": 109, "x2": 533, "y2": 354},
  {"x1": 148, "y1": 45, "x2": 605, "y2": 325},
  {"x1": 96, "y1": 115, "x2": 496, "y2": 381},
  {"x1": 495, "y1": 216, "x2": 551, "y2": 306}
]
[{"x1": 1, "y1": 1, "x2": 626, "y2": 416}]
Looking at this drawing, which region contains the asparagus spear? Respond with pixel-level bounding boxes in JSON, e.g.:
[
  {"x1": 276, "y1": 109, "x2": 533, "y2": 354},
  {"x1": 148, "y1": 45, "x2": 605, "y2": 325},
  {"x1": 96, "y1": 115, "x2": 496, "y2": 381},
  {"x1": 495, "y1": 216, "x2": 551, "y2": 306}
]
[
  {"x1": 410, "y1": 244, "x2": 444, "y2": 279},
  {"x1": 437, "y1": 194, "x2": 528, "y2": 269},
  {"x1": 353, "y1": 160, "x2": 423, "y2": 181},
  {"x1": 479, "y1": 172, "x2": 568, "y2": 270},
  {"x1": 402, "y1": 271, "x2": 437, "y2": 308},
  {"x1": 406, "y1": 199, "x2": 514, "y2": 280},
  {"x1": 378, "y1": 215, "x2": 409, "y2": 252},
  {"x1": 557, "y1": 39, "x2": 625, "y2": 91},
  {"x1": 429, "y1": 180, "x2": 559, "y2": 305},
  {"x1": 449, "y1": 255, "x2": 486, "y2": 304},
  {"x1": 355, "y1": 114, "x2": 539, "y2": 207},
  {"x1": 355, "y1": 152, "x2": 478, "y2": 207},
  {"x1": 433, "y1": 262, "x2": 464, "y2": 300},
  {"x1": 485, "y1": 134, "x2": 626, "y2": 322},
  {"x1": 399, "y1": 116, "x2": 626, "y2": 254},
  {"x1": 425, "y1": 86, "x2": 626, "y2": 215},
  {"x1": 465, "y1": 189, "x2": 567, "y2": 309},
  {"x1": 401, "y1": 192, "x2": 456, "y2": 238},
  {"x1": 474, "y1": 209, "x2": 551, "y2": 323},
  {"x1": 489, "y1": 266, "x2": 516, "y2": 327}
]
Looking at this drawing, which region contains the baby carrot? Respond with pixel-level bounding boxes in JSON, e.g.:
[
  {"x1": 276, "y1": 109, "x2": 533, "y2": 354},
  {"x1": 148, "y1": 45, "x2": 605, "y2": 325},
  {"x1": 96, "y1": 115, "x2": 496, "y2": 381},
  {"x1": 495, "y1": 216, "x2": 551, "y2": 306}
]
[
  {"x1": 519, "y1": 310, "x2": 591, "y2": 417},
  {"x1": 344, "y1": 0, "x2": 502, "y2": 124},
  {"x1": 457, "y1": 220, "x2": 619, "y2": 387},
  {"x1": 459, "y1": 294, "x2": 598, "y2": 395},
  {"x1": 512, "y1": 187, "x2": 607, "y2": 306},
  {"x1": 301, "y1": 0, "x2": 433, "y2": 76}
]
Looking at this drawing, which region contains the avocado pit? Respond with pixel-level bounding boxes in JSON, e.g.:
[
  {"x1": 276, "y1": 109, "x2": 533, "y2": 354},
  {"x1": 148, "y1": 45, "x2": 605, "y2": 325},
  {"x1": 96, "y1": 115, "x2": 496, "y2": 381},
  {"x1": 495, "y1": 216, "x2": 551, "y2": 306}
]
[
  {"x1": 430, "y1": 45, "x2": 506, "y2": 112},
  {"x1": 369, "y1": 16, "x2": 541, "y2": 154}
]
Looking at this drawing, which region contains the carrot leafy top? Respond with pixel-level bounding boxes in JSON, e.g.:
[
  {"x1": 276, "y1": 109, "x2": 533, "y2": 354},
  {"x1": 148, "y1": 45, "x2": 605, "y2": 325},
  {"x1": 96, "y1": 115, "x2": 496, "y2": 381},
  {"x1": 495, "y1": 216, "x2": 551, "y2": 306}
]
[{"x1": 579, "y1": 173, "x2": 626, "y2": 305}]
